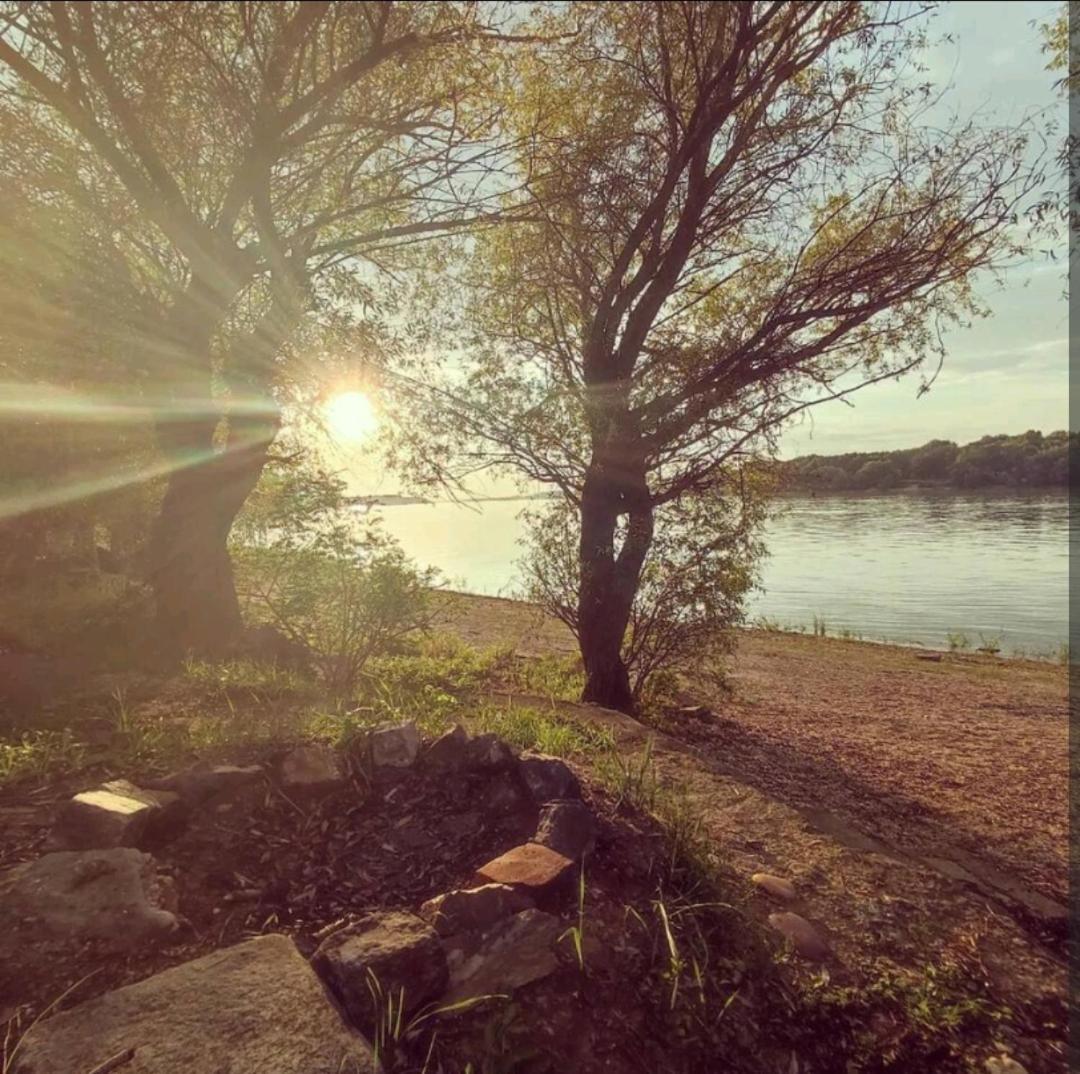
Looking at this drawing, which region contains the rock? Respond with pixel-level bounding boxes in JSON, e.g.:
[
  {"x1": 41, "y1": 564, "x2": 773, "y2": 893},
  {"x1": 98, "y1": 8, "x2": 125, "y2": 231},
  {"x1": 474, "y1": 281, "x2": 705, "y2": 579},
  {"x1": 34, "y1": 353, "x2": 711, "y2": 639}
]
[
  {"x1": 985, "y1": 1056, "x2": 1028, "y2": 1074},
  {"x1": 54, "y1": 781, "x2": 184, "y2": 850},
  {"x1": 678, "y1": 705, "x2": 712, "y2": 719},
  {"x1": 10, "y1": 934, "x2": 377, "y2": 1074},
  {"x1": 466, "y1": 733, "x2": 516, "y2": 770},
  {"x1": 442, "y1": 909, "x2": 562, "y2": 1004},
  {"x1": 518, "y1": 753, "x2": 580, "y2": 804},
  {"x1": 486, "y1": 772, "x2": 530, "y2": 815},
  {"x1": 419, "y1": 884, "x2": 534, "y2": 938},
  {"x1": 915, "y1": 651, "x2": 943, "y2": 662},
  {"x1": 313, "y1": 911, "x2": 448, "y2": 1031},
  {"x1": 369, "y1": 721, "x2": 420, "y2": 768},
  {"x1": 751, "y1": 873, "x2": 797, "y2": 902},
  {"x1": 0, "y1": 848, "x2": 178, "y2": 950},
  {"x1": 424, "y1": 724, "x2": 471, "y2": 769},
  {"x1": 279, "y1": 745, "x2": 345, "y2": 792},
  {"x1": 534, "y1": 799, "x2": 598, "y2": 860},
  {"x1": 768, "y1": 912, "x2": 830, "y2": 961},
  {"x1": 146, "y1": 762, "x2": 263, "y2": 808},
  {"x1": 473, "y1": 843, "x2": 575, "y2": 905}
]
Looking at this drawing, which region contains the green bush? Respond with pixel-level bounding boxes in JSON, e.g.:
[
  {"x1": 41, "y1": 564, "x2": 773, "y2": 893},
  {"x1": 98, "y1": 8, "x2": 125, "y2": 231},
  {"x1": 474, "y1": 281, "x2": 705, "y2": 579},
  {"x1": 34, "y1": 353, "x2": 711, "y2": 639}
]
[{"x1": 233, "y1": 457, "x2": 437, "y2": 697}]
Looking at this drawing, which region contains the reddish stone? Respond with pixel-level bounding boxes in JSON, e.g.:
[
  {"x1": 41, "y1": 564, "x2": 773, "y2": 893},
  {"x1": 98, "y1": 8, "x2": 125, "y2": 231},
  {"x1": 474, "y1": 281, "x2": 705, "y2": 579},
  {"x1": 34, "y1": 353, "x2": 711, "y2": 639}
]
[{"x1": 473, "y1": 843, "x2": 574, "y2": 903}]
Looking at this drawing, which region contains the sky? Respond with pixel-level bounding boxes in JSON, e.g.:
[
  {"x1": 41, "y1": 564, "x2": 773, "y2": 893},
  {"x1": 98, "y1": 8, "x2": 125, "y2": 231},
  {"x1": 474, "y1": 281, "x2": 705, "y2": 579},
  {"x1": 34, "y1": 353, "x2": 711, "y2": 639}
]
[{"x1": 779, "y1": 0, "x2": 1068, "y2": 457}]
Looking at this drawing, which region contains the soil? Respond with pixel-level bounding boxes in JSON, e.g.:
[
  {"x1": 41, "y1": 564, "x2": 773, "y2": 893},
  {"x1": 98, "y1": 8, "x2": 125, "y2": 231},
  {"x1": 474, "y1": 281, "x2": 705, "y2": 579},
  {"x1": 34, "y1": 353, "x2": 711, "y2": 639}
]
[
  {"x1": 0, "y1": 592, "x2": 1069, "y2": 1073},
  {"x1": 433, "y1": 592, "x2": 1070, "y2": 1073}
]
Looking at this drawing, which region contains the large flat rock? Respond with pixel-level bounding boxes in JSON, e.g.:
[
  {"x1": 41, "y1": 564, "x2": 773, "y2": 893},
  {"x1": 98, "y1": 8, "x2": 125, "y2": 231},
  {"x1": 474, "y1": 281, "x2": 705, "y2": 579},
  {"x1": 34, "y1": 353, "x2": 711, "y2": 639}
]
[
  {"x1": 443, "y1": 908, "x2": 562, "y2": 1004},
  {"x1": 0, "y1": 848, "x2": 178, "y2": 950},
  {"x1": 11, "y1": 934, "x2": 379, "y2": 1074}
]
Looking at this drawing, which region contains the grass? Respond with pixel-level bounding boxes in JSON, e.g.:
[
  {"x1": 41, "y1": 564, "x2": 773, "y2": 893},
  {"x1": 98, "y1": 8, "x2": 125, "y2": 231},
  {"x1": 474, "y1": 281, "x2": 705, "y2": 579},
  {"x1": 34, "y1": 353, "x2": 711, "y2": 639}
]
[
  {"x1": 0, "y1": 729, "x2": 87, "y2": 785},
  {"x1": 946, "y1": 631, "x2": 971, "y2": 652}
]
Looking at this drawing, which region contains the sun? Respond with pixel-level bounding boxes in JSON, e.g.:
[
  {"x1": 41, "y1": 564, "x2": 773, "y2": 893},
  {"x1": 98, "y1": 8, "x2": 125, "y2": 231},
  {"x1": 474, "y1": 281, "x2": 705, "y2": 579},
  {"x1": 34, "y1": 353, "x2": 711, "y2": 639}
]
[{"x1": 325, "y1": 390, "x2": 379, "y2": 442}]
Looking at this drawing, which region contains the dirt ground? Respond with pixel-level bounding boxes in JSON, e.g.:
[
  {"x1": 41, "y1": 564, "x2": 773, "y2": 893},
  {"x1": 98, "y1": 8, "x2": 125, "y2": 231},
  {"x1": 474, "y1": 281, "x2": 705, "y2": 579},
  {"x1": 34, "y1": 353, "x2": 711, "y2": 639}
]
[
  {"x1": 437, "y1": 592, "x2": 1068, "y2": 911},
  {"x1": 436, "y1": 592, "x2": 1070, "y2": 1072},
  {"x1": 0, "y1": 593, "x2": 1069, "y2": 1072}
]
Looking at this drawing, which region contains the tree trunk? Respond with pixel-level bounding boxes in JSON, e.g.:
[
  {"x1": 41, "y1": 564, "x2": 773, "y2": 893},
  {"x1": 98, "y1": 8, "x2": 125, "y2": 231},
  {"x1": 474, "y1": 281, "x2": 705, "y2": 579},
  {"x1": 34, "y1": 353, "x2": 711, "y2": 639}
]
[
  {"x1": 577, "y1": 461, "x2": 654, "y2": 713},
  {"x1": 142, "y1": 273, "x2": 282, "y2": 660},
  {"x1": 147, "y1": 403, "x2": 278, "y2": 659}
]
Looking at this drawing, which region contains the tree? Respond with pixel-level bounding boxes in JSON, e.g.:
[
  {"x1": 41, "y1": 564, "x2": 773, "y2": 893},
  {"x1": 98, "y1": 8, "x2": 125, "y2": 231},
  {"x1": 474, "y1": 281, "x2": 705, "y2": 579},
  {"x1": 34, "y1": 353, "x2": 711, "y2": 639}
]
[
  {"x1": 0, "y1": 1, "x2": 510, "y2": 656},
  {"x1": 908, "y1": 439, "x2": 958, "y2": 481},
  {"x1": 522, "y1": 476, "x2": 763, "y2": 704},
  {"x1": 404, "y1": 1, "x2": 1039, "y2": 711},
  {"x1": 852, "y1": 459, "x2": 899, "y2": 491}
]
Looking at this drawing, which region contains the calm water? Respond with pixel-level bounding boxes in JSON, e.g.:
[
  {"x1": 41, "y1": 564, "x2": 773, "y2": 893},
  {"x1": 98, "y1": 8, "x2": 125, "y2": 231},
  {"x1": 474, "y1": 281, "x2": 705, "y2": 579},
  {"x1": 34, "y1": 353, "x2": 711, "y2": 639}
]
[{"x1": 375, "y1": 491, "x2": 1068, "y2": 654}]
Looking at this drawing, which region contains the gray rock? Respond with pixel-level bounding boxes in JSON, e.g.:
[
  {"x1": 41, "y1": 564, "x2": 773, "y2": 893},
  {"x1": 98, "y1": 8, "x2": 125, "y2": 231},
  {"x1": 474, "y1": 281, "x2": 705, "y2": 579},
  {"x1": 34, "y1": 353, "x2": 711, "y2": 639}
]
[
  {"x1": 369, "y1": 722, "x2": 420, "y2": 768},
  {"x1": 54, "y1": 781, "x2": 184, "y2": 850},
  {"x1": 146, "y1": 762, "x2": 263, "y2": 808},
  {"x1": 419, "y1": 884, "x2": 534, "y2": 938},
  {"x1": 0, "y1": 848, "x2": 178, "y2": 950},
  {"x1": 313, "y1": 911, "x2": 448, "y2": 1031},
  {"x1": 466, "y1": 733, "x2": 516, "y2": 770},
  {"x1": 279, "y1": 745, "x2": 345, "y2": 792},
  {"x1": 10, "y1": 934, "x2": 377, "y2": 1074},
  {"x1": 486, "y1": 772, "x2": 529, "y2": 815},
  {"x1": 443, "y1": 908, "x2": 562, "y2": 1004},
  {"x1": 518, "y1": 753, "x2": 581, "y2": 804},
  {"x1": 424, "y1": 724, "x2": 471, "y2": 769},
  {"x1": 534, "y1": 799, "x2": 598, "y2": 860},
  {"x1": 768, "y1": 912, "x2": 830, "y2": 961}
]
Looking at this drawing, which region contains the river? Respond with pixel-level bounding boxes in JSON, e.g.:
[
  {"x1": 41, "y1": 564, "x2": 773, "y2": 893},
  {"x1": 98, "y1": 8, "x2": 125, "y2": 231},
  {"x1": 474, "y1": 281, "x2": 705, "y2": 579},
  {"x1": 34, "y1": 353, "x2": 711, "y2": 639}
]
[{"x1": 374, "y1": 489, "x2": 1068, "y2": 656}]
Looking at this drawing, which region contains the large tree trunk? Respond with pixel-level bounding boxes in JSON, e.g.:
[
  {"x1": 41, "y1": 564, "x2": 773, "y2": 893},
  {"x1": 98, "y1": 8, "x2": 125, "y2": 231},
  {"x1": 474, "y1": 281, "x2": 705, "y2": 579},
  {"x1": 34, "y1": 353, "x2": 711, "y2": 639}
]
[
  {"x1": 577, "y1": 459, "x2": 654, "y2": 713},
  {"x1": 143, "y1": 272, "x2": 284, "y2": 659},
  {"x1": 147, "y1": 406, "x2": 277, "y2": 658}
]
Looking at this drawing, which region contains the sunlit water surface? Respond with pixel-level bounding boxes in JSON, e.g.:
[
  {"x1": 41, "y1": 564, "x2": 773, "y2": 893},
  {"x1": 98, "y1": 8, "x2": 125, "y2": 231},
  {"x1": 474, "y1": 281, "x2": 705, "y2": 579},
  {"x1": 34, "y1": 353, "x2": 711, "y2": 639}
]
[{"x1": 374, "y1": 490, "x2": 1068, "y2": 655}]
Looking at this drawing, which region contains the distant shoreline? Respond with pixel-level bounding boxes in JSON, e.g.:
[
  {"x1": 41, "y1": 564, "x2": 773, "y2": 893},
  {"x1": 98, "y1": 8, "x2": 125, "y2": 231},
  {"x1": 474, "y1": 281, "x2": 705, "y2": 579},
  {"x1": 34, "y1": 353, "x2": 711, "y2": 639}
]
[{"x1": 350, "y1": 485, "x2": 1067, "y2": 510}]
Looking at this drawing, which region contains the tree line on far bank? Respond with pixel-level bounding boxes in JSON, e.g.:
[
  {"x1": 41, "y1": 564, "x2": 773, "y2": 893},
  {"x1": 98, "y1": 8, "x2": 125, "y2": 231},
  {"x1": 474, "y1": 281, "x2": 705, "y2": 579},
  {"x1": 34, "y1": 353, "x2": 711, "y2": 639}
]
[{"x1": 779, "y1": 430, "x2": 1074, "y2": 494}]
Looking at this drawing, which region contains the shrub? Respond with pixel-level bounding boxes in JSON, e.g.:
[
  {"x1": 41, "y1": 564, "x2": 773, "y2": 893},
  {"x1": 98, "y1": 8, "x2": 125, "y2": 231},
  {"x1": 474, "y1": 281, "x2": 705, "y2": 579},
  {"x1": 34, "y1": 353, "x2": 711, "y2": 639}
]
[{"x1": 232, "y1": 456, "x2": 437, "y2": 697}]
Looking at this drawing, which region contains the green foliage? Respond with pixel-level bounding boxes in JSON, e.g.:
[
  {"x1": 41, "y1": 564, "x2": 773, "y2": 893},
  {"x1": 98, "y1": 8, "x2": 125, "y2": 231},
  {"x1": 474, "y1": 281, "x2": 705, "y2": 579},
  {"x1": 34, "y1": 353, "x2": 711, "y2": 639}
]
[
  {"x1": 0, "y1": 729, "x2": 86, "y2": 784},
  {"x1": 522, "y1": 481, "x2": 763, "y2": 702},
  {"x1": 782, "y1": 431, "x2": 1074, "y2": 493},
  {"x1": 233, "y1": 457, "x2": 437, "y2": 697},
  {"x1": 853, "y1": 459, "x2": 901, "y2": 491}
]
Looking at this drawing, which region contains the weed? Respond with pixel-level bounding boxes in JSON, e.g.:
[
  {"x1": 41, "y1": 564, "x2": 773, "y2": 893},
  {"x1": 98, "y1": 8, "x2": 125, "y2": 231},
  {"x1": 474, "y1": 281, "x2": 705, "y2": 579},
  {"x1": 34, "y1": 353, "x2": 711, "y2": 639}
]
[
  {"x1": 785, "y1": 956, "x2": 1011, "y2": 1073},
  {"x1": 363, "y1": 967, "x2": 506, "y2": 1072},
  {"x1": 946, "y1": 631, "x2": 970, "y2": 652},
  {"x1": 976, "y1": 632, "x2": 1002, "y2": 655},
  {"x1": 812, "y1": 614, "x2": 828, "y2": 637},
  {"x1": 0, "y1": 729, "x2": 86, "y2": 786},
  {"x1": 558, "y1": 864, "x2": 588, "y2": 972}
]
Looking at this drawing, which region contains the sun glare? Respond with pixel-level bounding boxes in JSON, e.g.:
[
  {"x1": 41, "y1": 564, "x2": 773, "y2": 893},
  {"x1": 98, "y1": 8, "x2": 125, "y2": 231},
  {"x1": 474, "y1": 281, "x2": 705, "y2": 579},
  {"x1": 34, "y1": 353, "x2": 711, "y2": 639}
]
[{"x1": 325, "y1": 390, "x2": 378, "y2": 442}]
